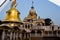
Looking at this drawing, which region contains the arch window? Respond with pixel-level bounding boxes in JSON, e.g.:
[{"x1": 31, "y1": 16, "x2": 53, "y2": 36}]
[
  {"x1": 31, "y1": 30, "x2": 35, "y2": 34},
  {"x1": 37, "y1": 30, "x2": 42, "y2": 34}
]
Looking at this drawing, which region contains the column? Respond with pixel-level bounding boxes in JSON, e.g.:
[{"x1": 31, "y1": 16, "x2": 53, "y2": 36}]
[
  {"x1": 56, "y1": 31, "x2": 58, "y2": 36},
  {"x1": 2, "y1": 30, "x2": 5, "y2": 40},
  {"x1": 22, "y1": 33, "x2": 24, "y2": 40},
  {"x1": 48, "y1": 31, "x2": 49, "y2": 36},
  {"x1": 10, "y1": 31, "x2": 12, "y2": 40},
  {"x1": 35, "y1": 30, "x2": 37, "y2": 37},
  {"x1": 7, "y1": 32, "x2": 9, "y2": 40},
  {"x1": 18, "y1": 33, "x2": 20, "y2": 40},
  {"x1": 52, "y1": 31, "x2": 53, "y2": 36},
  {"x1": 29, "y1": 33, "x2": 31, "y2": 40},
  {"x1": 42, "y1": 31, "x2": 43, "y2": 37},
  {"x1": 16, "y1": 32, "x2": 18, "y2": 40},
  {"x1": 13, "y1": 32, "x2": 16, "y2": 40},
  {"x1": 24, "y1": 24, "x2": 25, "y2": 29},
  {"x1": 20, "y1": 33, "x2": 22, "y2": 40},
  {"x1": 28, "y1": 33, "x2": 30, "y2": 40}
]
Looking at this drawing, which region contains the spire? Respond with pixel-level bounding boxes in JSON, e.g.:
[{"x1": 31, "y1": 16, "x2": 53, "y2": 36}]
[
  {"x1": 31, "y1": 0, "x2": 34, "y2": 9},
  {"x1": 10, "y1": 0, "x2": 17, "y2": 8},
  {"x1": 30, "y1": 0, "x2": 36, "y2": 14},
  {"x1": 26, "y1": 0, "x2": 37, "y2": 21}
]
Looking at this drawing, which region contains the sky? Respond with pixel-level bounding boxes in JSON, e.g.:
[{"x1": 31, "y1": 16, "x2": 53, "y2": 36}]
[{"x1": 0, "y1": 0, "x2": 60, "y2": 26}]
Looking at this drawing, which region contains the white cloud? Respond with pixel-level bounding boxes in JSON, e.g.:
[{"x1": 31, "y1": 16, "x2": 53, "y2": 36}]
[
  {"x1": 0, "y1": 0, "x2": 10, "y2": 12},
  {"x1": 49, "y1": 0, "x2": 60, "y2": 6}
]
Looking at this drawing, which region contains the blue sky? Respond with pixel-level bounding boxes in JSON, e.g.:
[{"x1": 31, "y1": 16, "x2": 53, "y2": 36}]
[{"x1": 0, "y1": 0, "x2": 60, "y2": 26}]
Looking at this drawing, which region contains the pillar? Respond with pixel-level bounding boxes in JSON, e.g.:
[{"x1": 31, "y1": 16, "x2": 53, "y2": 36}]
[
  {"x1": 10, "y1": 31, "x2": 13, "y2": 40},
  {"x1": 16, "y1": 32, "x2": 18, "y2": 40},
  {"x1": 41, "y1": 31, "x2": 43, "y2": 37},
  {"x1": 2, "y1": 30, "x2": 5, "y2": 40},
  {"x1": 35, "y1": 30, "x2": 37, "y2": 37},
  {"x1": 56, "y1": 31, "x2": 58, "y2": 36},
  {"x1": 13, "y1": 32, "x2": 16, "y2": 40}
]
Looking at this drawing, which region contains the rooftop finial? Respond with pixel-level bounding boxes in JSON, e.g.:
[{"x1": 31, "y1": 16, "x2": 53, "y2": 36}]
[
  {"x1": 31, "y1": 0, "x2": 34, "y2": 8},
  {"x1": 10, "y1": 0, "x2": 17, "y2": 7}
]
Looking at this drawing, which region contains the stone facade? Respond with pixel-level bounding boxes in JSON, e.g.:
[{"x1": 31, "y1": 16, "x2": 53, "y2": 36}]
[{"x1": 0, "y1": 0, "x2": 60, "y2": 40}]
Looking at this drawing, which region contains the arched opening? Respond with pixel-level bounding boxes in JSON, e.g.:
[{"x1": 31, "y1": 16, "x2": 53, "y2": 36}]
[
  {"x1": 22, "y1": 30, "x2": 26, "y2": 40},
  {"x1": 28, "y1": 24, "x2": 30, "y2": 29},
  {"x1": 31, "y1": 30, "x2": 35, "y2": 37},
  {"x1": 13, "y1": 27, "x2": 19, "y2": 31},
  {"x1": 53, "y1": 31, "x2": 56, "y2": 35},
  {"x1": 58, "y1": 31, "x2": 60, "y2": 35},
  {"x1": 3, "y1": 26, "x2": 10, "y2": 29},
  {"x1": 44, "y1": 31, "x2": 48, "y2": 35},
  {"x1": 22, "y1": 30, "x2": 26, "y2": 33},
  {"x1": 25, "y1": 24, "x2": 27, "y2": 28},
  {"x1": 37, "y1": 30, "x2": 42, "y2": 35},
  {"x1": 0, "y1": 30, "x2": 3, "y2": 40},
  {"x1": 37, "y1": 23, "x2": 41, "y2": 26},
  {"x1": 31, "y1": 30, "x2": 35, "y2": 34},
  {"x1": 52, "y1": 26, "x2": 54, "y2": 31},
  {"x1": 42, "y1": 23, "x2": 45, "y2": 26}
]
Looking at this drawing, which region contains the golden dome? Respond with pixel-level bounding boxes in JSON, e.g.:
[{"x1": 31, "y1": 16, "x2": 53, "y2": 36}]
[
  {"x1": 28, "y1": 7, "x2": 37, "y2": 20},
  {"x1": 29, "y1": 7, "x2": 37, "y2": 16},
  {"x1": 3, "y1": 7, "x2": 21, "y2": 22}
]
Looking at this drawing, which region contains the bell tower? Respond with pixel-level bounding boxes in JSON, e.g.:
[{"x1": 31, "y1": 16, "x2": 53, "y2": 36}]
[{"x1": 2, "y1": 0, "x2": 21, "y2": 28}]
